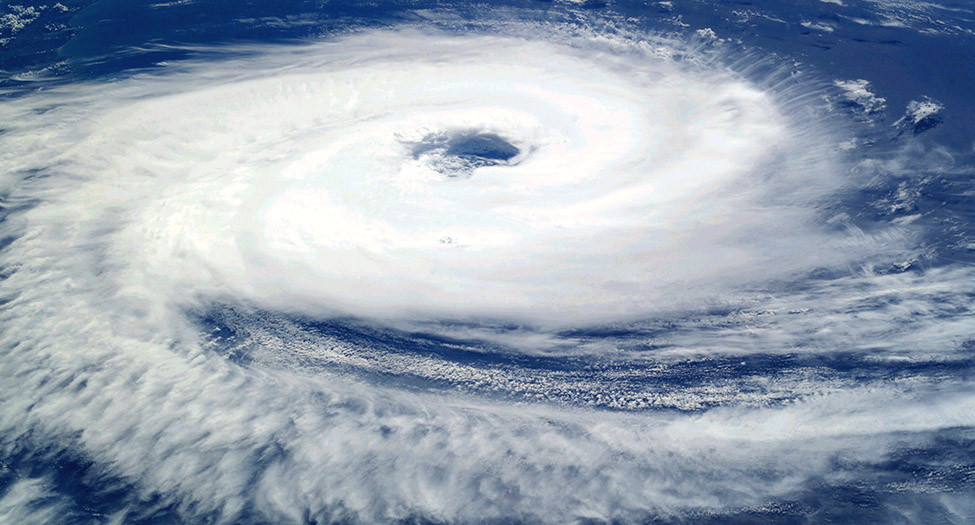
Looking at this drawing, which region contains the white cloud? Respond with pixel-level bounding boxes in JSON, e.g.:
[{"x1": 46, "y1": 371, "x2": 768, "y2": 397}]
[
  {"x1": 834, "y1": 78, "x2": 887, "y2": 115},
  {"x1": 0, "y1": 22, "x2": 971, "y2": 523},
  {"x1": 0, "y1": 476, "x2": 79, "y2": 523},
  {"x1": 802, "y1": 20, "x2": 835, "y2": 32},
  {"x1": 896, "y1": 96, "x2": 944, "y2": 127}
]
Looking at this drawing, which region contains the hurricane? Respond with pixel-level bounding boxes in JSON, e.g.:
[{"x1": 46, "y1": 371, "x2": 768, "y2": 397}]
[{"x1": 1, "y1": 1, "x2": 974, "y2": 523}]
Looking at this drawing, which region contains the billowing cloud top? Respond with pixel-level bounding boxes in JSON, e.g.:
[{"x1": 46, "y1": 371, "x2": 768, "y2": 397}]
[{"x1": 1, "y1": 17, "x2": 974, "y2": 525}]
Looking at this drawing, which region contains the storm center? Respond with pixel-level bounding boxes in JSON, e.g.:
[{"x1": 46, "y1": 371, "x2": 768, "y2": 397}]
[{"x1": 407, "y1": 129, "x2": 521, "y2": 178}]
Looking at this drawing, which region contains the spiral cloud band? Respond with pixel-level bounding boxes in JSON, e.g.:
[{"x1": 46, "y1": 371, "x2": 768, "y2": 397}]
[
  {"x1": 1, "y1": 17, "x2": 974, "y2": 524},
  {"x1": 13, "y1": 28, "x2": 860, "y2": 324}
]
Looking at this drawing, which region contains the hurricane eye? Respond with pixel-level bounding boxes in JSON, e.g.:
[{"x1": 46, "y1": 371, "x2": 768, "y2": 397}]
[
  {"x1": 407, "y1": 130, "x2": 521, "y2": 178},
  {"x1": 444, "y1": 131, "x2": 520, "y2": 161}
]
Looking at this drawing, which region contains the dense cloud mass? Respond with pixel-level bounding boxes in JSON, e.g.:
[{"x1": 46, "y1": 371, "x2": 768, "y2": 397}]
[{"x1": 1, "y1": 6, "x2": 974, "y2": 524}]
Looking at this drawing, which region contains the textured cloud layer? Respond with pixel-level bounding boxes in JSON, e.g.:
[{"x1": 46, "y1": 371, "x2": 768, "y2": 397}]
[
  {"x1": 1, "y1": 21, "x2": 973, "y2": 524},
  {"x1": 3, "y1": 27, "x2": 880, "y2": 325}
]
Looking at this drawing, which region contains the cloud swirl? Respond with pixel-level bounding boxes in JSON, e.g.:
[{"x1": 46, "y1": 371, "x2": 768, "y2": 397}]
[{"x1": 1, "y1": 20, "x2": 973, "y2": 524}]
